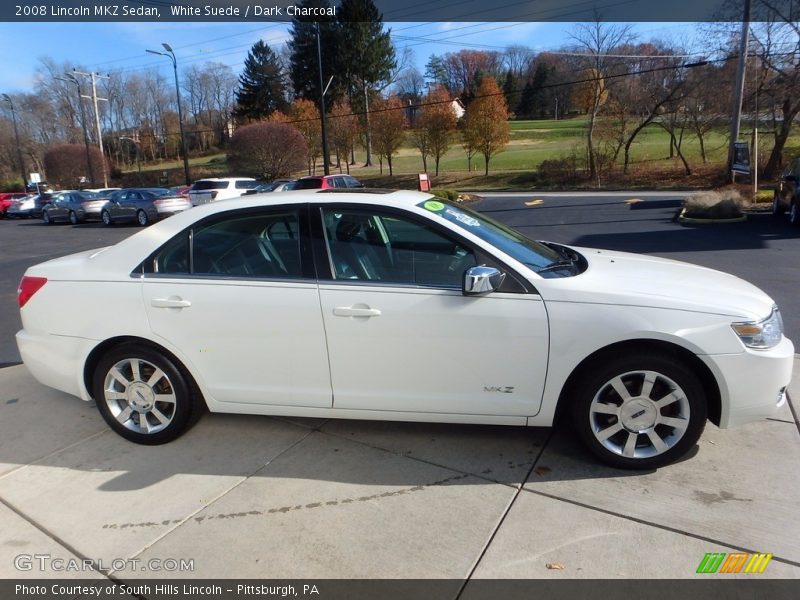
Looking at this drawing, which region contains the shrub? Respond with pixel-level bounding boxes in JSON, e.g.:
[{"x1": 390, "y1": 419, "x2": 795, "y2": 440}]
[
  {"x1": 683, "y1": 190, "x2": 747, "y2": 219},
  {"x1": 227, "y1": 122, "x2": 308, "y2": 180},
  {"x1": 430, "y1": 188, "x2": 459, "y2": 201}
]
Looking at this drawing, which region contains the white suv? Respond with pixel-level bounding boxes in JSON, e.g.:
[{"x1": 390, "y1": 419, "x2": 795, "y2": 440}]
[{"x1": 189, "y1": 177, "x2": 258, "y2": 205}]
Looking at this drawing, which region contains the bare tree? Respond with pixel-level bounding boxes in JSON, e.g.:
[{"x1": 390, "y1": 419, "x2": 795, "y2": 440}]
[
  {"x1": 570, "y1": 20, "x2": 634, "y2": 181},
  {"x1": 227, "y1": 122, "x2": 308, "y2": 180}
]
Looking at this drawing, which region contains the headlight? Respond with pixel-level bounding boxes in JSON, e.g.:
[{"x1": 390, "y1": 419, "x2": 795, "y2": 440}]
[{"x1": 731, "y1": 307, "x2": 783, "y2": 349}]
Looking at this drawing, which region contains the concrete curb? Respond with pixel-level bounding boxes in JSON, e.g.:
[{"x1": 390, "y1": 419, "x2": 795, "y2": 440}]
[{"x1": 678, "y1": 208, "x2": 747, "y2": 225}]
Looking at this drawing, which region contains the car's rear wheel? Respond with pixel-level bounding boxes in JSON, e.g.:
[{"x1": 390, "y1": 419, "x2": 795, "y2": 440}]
[
  {"x1": 69, "y1": 210, "x2": 78, "y2": 225},
  {"x1": 570, "y1": 352, "x2": 707, "y2": 469},
  {"x1": 93, "y1": 344, "x2": 202, "y2": 444},
  {"x1": 42, "y1": 210, "x2": 52, "y2": 225},
  {"x1": 101, "y1": 210, "x2": 112, "y2": 226},
  {"x1": 137, "y1": 209, "x2": 149, "y2": 226}
]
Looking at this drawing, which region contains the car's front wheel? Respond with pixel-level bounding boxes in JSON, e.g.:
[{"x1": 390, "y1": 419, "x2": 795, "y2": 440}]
[
  {"x1": 790, "y1": 201, "x2": 800, "y2": 226},
  {"x1": 93, "y1": 344, "x2": 203, "y2": 444},
  {"x1": 101, "y1": 210, "x2": 112, "y2": 226},
  {"x1": 772, "y1": 192, "x2": 783, "y2": 218},
  {"x1": 42, "y1": 210, "x2": 52, "y2": 225},
  {"x1": 137, "y1": 209, "x2": 149, "y2": 226},
  {"x1": 69, "y1": 210, "x2": 78, "y2": 225},
  {"x1": 571, "y1": 352, "x2": 707, "y2": 469}
]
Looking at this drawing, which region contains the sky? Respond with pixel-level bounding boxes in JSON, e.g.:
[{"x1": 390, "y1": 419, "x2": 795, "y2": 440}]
[{"x1": 0, "y1": 20, "x2": 702, "y2": 94}]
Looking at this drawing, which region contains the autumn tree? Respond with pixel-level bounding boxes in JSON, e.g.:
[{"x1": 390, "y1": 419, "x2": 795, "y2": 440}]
[
  {"x1": 43, "y1": 144, "x2": 106, "y2": 189},
  {"x1": 462, "y1": 78, "x2": 510, "y2": 176},
  {"x1": 371, "y1": 95, "x2": 406, "y2": 176},
  {"x1": 329, "y1": 99, "x2": 359, "y2": 173},
  {"x1": 227, "y1": 122, "x2": 308, "y2": 180},
  {"x1": 289, "y1": 98, "x2": 321, "y2": 174},
  {"x1": 419, "y1": 86, "x2": 458, "y2": 176}
]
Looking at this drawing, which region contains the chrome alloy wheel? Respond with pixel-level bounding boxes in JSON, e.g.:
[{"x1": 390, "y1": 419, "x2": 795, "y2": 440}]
[
  {"x1": 103, "y1": 358, "x2": 177, "y2": 435},
  {"x1": 589, "y1": 370, "x2": 690, "y2": 460}
]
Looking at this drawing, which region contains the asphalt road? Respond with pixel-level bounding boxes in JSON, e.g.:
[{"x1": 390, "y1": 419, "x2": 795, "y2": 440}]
[{"x1": 1, "y1": 191, "x2": 798, "y2": 365}]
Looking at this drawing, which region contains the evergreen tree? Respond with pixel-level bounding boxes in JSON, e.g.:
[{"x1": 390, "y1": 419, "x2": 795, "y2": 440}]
[
  {"x1": 337, "y1": 0, "x2": 396, "y2": 166},
  {"x1": 234, "y1": 40, "x2": 288, "y2": 122},
  {"x1": 287, "y1": 0, "x2": 343, "y2": 111}
]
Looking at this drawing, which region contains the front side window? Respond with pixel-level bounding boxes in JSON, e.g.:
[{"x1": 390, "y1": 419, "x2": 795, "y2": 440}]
[
  {"x1": 148, "y1": 210, "x2": 303, "y2": 279},
  {"x1": 321, "y1": 208, "x2": 476, "y2": 288},
  {"x1": 234, "y1": 180, "x2": 258, "y2": 189}
]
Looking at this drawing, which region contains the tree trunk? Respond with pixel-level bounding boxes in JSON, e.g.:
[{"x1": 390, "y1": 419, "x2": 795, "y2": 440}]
[
  {"x1": 435, "y1": 155, "x2": 441, "y2": 176},
  {"x1": 421, "y1": 153, "x2": 427, "y2": 172},
  {"x1": 763, "y1": 102, "x2": 798, "y2": 179},
  {"x1": 388, "y1": 155, "x2": 393, "y2": 176},
  {"x1": 363, "y1": 83, "x2": 373, "y2": 166},
  {"x1": 484, "y1": 154, "x2": 490, "y2": 176},
  {"x1": 698, "y1": 133, "x2": 707, "y2": 164}
]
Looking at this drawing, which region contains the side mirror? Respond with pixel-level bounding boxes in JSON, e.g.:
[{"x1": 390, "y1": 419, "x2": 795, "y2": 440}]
[{"x1": 463, "y1": 266, "x2": 505, "y2": 296}]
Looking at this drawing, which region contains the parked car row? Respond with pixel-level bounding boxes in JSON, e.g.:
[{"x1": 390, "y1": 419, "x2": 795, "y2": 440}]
[{"x1": 2, "y1": 175, "x2": 366, "y2": 227}]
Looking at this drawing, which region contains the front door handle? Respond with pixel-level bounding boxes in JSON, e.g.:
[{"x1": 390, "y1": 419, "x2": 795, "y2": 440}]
[
  {"x1": 151, "y1": 298, "x2": 191, "y2": 309},
  {"x1": 333, "y1": 306, "x2": 381, "y2": 318}
]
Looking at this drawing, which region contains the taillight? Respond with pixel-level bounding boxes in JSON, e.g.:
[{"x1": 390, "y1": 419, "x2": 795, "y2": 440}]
[{"x1": 18, "y1": 276, "x2": 47, "y2": 308}]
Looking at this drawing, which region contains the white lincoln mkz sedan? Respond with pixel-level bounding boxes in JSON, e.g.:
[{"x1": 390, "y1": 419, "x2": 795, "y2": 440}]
[{"x1": 16, "y1": 190, "x2": 794, "y2": 469}]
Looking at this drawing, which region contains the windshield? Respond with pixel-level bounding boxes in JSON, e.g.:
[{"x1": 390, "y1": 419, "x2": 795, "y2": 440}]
[{"x1": 418, "y1": 198, "x2": 581, "y2": 277}]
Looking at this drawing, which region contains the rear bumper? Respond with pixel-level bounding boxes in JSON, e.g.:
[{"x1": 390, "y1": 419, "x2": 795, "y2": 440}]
[
  {"x1": 16, "y1": 330, "x2": 94, "y2": 401},
  {"x1": 703, "y1": 336, "x2": 795, "y2": 428}
]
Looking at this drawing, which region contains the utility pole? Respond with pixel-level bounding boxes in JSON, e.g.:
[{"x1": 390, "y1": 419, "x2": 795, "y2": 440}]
[
  {"x1": 73, "y1": 70, "x2": 110, "y2": 187},
  {"x1": 315, "y1": 22, "x2": 331, "y2": 175},
  {"x1": 1, "y1": 93, "x2": 27, "y2": 190},
  {"x1": 728, "y1": 0, "x2": 751, "y2": 182},
  {"x1": 55, "y1": 74, "x2": 95, "y2": 187}
]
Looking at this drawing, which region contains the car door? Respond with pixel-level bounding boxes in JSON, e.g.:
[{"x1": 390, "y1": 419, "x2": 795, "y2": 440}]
[
  {"x1": 141, "y1": 205, "x2": 332, "y2": 408},
  {"x1": 47, "y1": 194, "x2": 67, "y2": 220},
  {"x1": 314, "y1": 204, "x2": 549, "y2": 417}
]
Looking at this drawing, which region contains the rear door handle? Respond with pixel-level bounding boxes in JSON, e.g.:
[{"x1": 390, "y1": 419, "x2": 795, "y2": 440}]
[
  {"x1": 333, "y1": 306, "x2": 381, "y2": 318},
  {"x1": 151, "y1": 298, "x2": 191, "y2": 309}
]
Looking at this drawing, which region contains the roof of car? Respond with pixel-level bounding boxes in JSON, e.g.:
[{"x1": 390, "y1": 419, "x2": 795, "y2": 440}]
[{"x1": 193, "y1": 177, "x2": 256, "y2": 182}]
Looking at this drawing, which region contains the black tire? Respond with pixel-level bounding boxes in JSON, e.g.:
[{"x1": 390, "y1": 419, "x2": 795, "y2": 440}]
[
  {"x1": 69, "y1": 210, "x2": 78, "y2": 225},
  {"x1": 42, "y1": 210, "x2": 52, "y2": 225},
  {"x1": 101, "y1": 210, "x2": 113, "y2": 226},
  {"x1": 92, "y1": 343, "x2": 203, "y2": 445},
  {"x1": 790, "y1": 201, "x2": 800, "y2": 227},
  {"x1": 570, "y1": 351, "x2": 707, "y2": 470},
  {"x1": 772, "y1": 192, "x2": 783, "y2": 218},
  {"x1": 137, "y1": 209, "x2": 149, "y2": 227}
]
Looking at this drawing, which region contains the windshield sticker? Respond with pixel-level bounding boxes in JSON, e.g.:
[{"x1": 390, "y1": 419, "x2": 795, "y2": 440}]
[
  {"x1": 445, "y1": 208, "x2": 480, "y2": 227},
  {"x1": 423, "y1": 200, "x2": 445, "y2": 212}
]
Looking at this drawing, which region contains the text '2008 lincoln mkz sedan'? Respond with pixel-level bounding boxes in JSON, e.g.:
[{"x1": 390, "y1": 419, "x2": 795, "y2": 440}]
[{"x1": 16, "y1": 190, "x2": 794, "y2": 469}]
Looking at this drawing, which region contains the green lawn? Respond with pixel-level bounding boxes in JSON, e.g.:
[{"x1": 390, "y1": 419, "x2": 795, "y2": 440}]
[{"x1": 125, "y1": 116, "x2": 789, "y2": 189}]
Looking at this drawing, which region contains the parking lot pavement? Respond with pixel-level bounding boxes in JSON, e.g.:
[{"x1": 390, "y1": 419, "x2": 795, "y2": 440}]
[{"x1": 0, "y1": 360, "x2": 798, "y2": 581}]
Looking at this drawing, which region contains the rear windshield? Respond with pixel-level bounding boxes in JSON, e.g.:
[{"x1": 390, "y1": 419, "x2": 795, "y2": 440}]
[
  {"x1": 294, "y1": 178, "x2": 323, "y2": 190},
  {"x1": 235, "y1": 180, "x2": 259, "y2": 189},
  {"x1": 192, "y1": 181, "x2": 228, "y2": 191}
]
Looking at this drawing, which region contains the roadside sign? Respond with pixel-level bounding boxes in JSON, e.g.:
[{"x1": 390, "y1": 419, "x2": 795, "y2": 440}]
[
  {"x1": 29, "y1": 172, "x2": 41, "y2": 183},
  {"x1": 732, "y1": 142, "x2": 751, "y2": 175},
  {"x1": 418, "y1": 173, "x2": 431, "y2": 192}
]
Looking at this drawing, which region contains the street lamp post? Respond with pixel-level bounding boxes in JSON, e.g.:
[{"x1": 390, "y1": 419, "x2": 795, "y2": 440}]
[
  {"x1": 147, "y1": 43, "x2": 191, "y2": 185},
  {"x1": 2, "y1": 93, "x2": 28, "y2": 190},
  {"x1": 55, "y1": 74, "x2": 95, "y2": 187}
]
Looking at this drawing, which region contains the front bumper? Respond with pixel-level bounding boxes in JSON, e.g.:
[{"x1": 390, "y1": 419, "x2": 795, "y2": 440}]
[
  {"x1": 16, "y1": 330, "x2": 95, "y2": 401},
  {"x1": 702, "y1": 336, "x2": 795, "y2": 428}
]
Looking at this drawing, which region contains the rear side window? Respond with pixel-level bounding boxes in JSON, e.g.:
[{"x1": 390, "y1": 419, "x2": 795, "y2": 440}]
[
  {"x1": 147, "y1": 210, "x2": 303, "y2": 279},
  {"x1": 234, "y1": 180, "x2": 258, "y2": 189},
  {"x1": 294, "y1": 178, "x2": 322, "y2": 190},
  {"x1": 192, "y1": 181, "x2": 228, "y2": 191}
]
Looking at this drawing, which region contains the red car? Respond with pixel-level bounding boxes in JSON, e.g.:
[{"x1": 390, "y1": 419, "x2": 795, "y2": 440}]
[
  {"x1": 294, "y1": 174, "x2": 364, "y2": 190},
  {"x1": 0, "y1": 192, "x2": 28, "y2": 218}
]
